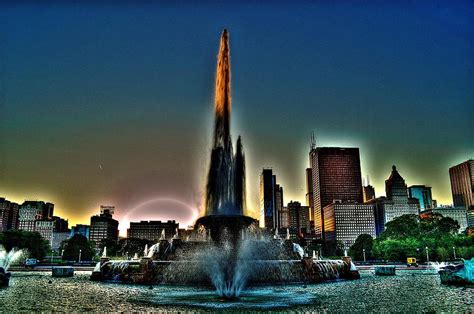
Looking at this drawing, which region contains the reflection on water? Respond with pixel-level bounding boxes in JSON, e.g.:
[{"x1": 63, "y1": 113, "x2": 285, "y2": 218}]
[{"x1": 1, "y1": 270, "x2": 472, "y2": 312}]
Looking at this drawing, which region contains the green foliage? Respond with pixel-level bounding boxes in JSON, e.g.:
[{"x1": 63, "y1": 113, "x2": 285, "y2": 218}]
[
  {"x1": 349, "y1": 234, "x2": 374, "y2": 261},
  {"x1": 0, "y1": 230, "x2": 50, "y2": 260},
  {"x1": 61, "y1": 234, "x2": 95, "y2": 261},
  {"x1": 373, "y1": 214, "x2": 472, "y2": 262}
]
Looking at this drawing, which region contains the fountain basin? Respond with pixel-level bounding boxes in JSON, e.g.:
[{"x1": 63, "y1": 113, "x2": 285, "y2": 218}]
[
  {"x1": 0, "y1": 267, "x2": 11, "y2": 288},
  {"x1": 439, "y1": 258, "x2": 474, "y2": 286},
  {"x1": 195, "y1": 215, "x2": 257, "y2": 243},
  {"x1": 52, "y1": 266, "x2": 74, "y2": 277},
  {"x1": 375, "y1": 266, "x2": 396, "y2": 276}
]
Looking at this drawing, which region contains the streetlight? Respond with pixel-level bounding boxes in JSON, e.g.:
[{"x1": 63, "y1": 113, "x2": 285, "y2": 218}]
[
  {"x1": 363, "y1": 248, "x2": 366, "y2": 262},
  {"x1": 425, "y1": 247, "x2": 429, "y2": 263},
  {"x1": 51, "y1": 249, "x2": 54, "y2": 264},
  {"x1": 78, "y1": 249, "x2": 82, "y2": 263},
  {"x1": 453, "y1": 246, "x2": 456, "y2": 260},
  {"x1": 61, "y1": 249, "x2": 64, "y2": 257}
]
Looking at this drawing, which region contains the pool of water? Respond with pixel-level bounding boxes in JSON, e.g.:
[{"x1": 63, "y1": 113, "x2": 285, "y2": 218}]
[{"x1": 1, "y1": 270, "x2": 472, "y2": 312}]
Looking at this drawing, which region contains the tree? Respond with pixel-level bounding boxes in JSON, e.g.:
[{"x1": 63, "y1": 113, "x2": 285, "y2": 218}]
[
  {"x1": 381, "y1": 214, "x2": 420, "y2": 240},
  {"x1": 349, "y1": 234, "x2": 374, "y2": 261},
  {"x1": 0, "y1": 230, "x2": 49, "y2": 260},
  {"x1": 62, "y1": 234, "x2": 95, "y2": 261}
]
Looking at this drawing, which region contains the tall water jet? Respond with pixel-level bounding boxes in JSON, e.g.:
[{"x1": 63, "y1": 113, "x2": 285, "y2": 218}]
[{"x1": 196, "y1": 29, "x2": 256, "y2": 245}]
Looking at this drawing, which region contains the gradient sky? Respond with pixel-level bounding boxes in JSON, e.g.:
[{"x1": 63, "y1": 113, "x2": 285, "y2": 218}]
[{"x1": 1, "y1": 2, "x2": 472, "y2": 235}]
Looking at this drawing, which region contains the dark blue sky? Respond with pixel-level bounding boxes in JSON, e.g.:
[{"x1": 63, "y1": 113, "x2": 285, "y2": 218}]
[{"x1": 1, "y1": 2, "x2": 472, "y2": 232}]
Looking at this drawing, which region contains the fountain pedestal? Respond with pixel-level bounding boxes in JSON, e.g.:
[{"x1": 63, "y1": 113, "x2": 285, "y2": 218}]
[{"x1": 195, "y1": 215, "x2": 257, "y2": 244}]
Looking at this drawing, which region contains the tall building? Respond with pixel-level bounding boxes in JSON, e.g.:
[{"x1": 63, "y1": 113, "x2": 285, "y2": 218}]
[
  {"x1": 90, "y1": 207, "x2": 119, "y2": 249},
  {"x1": 0, "y1": 198, "x2": 18, "y2": 232},
  {"x1": 34, "y1": 220, "x2": 55, "y2": 244},
  {"x1": 363, "y1": 185, "x2": 376, "y2": 203},
  {"x1": 18, "y1": 201, "x2": 46, "y2": 232},
  {"x1": 372, "y1": 166, "x2": 419, "y2": 235},
  {"x1": 260, "y1": 168, "x2": 276, "y2": 230},
  {"x1": 287, "y1": 201, "x2": 310, "y2": 235},
  {"x1": 305, "y1": 168, "x2": 314, "y2": 218},
  {"x1": 310, "y1": 141, "x2": 363, "y2": 238},
  {"x1": 127, "y1": 220, "x2": 179, "y2": 241},
  {"x1": 408, "y1": 185, "x2": 433, "y2": 211},
  {"x1": 323, "y1": 201, "x2": 376, "y2": 249},
  {"x1": 275, "y1": 184, "x2": 284, "y2": 229},
  {"x1": 449, "y1": 159, "x2": 473, "y2": 209},
  {"x1": 100, "y1": 205, "x2": 115, "y2": 216},
  {"x1": 420, "y1": 207, "x2": 468, "y2": 233},
  {"x1": 280, "y1": 206, "x2": 290, "y2": 228}
]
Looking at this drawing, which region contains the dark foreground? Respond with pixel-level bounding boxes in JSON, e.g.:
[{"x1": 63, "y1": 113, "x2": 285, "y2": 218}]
[{"x1": 1, "y1": 270, "x2": 472, "y2": 312}]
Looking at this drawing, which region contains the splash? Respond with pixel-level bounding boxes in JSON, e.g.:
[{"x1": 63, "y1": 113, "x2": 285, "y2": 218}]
[{"x1": 0, "y1": 245, "x2": 23, "y2": 271}]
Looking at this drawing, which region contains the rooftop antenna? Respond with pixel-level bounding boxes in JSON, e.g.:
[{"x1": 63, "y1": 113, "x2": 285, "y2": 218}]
[
  {"x1": 367, "y1": 175, "x2": 370, "y2": 186},
  {"x1": 310, "y1": 131, "x2": 316, "y2": 150}
]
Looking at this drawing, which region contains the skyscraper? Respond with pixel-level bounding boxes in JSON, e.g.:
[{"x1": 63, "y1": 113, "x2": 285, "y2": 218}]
[
  {"x1": 90, "y1": 207, "x2": 119, "y2": 249},
  {"x1": 305, "y1": 168, "x2": 314, "y2": 217},
  {"x1": 363, "y1": 185, "x2": 376, "y2": 203},
  {"x1": 372, "y1": 166, "x2": 419, "y2": 235},
  {"x1": 408, "y1": 185, "x2": 433, "y2": 211},
  {"x1": 449, "y1": 159, "x2": 473, "y2": 209},
  {"x1": 260, "y1": 168, "x2": 276, "y2": 230},
  {"x1": 310, "y1": 140, "x2": 363, "y2": 238},
  {"x1": 287, "y1": 201, "x2": 311, "y2": 235},
  {"x1": 274, "y1": 183, "x2": 284, "y2": 229}
]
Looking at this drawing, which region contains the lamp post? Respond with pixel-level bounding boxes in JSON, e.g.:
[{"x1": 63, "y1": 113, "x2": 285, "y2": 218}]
[
  {"x1": 425, "y1": 247, "x2": 429, "y2": 263},
  {"x1": 61, "y1": 249, "x2": 64, "y2": 258},
  {"x1": 78, "y1": 249, "x2": 82, "y2": 263},
  {"x1": 453, "y1": 246, "x2": 456, "y2": 260},
  {"x1": 363, "y1": 248, "x2": 366, "y2": 262},
  {"x1": 51, "y1": 249, "x2": 54, "y2": 264}
]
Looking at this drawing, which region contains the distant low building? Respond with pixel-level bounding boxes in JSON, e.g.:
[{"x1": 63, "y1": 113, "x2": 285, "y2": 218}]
[
  {"x1": 35, "y1": 220, "x2": 55, "y2": 243},
  {"x1": 127, "y1": 220, "x2": 178, "y2": 241},
  {"x1": 52, "y1": 232, "x2": 70, "y2": 251},
  {"x1": 70, "y1": 224, "x2": 90, "y2": 239},
  {"x1": 420, "y1": 207, "x2": 468, "y2": 233},
  {"x1": 323, "y1": 201, "x2": 376, "y2": 249}
]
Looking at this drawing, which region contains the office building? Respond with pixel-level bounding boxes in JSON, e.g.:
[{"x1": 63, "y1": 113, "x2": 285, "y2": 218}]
[
  {"x1": 0, "y1": 198, "x2": 18, "y2": 232},
  {"x1": 323, "y1": 201, "x2": 376, "y2": 249},
  {"x1": 420, "y1": 207, "x2": 468, "y2": 233},
  {"x1": 275, "y1": 184, "x2": 284, "y2": 229},
  {"x1": 70, "y1": 224, "x2": 90, "y2": 239},
  {"x1": 363, "y1": 185, "x2": 376, "y2": 203},
  {"x1": 90, "y1": 207, "x2": 119, "y2": 249},
  {"x1": 449, "y1": 159, "x2": 473, "y2": 209},
  {"x1": 287, "y1": 201, "x2": 311, "y2": 235},
  {"x1": 260, "y1": 168, "x2": 279, "y2": 230},
  {"x1": 372, "y1": 166, "x2": 419, "y2": 235},
  {"x1": 127, "y1": 220, "x2": 179, "y2": 241},
  {"x1": 18, "y1": 201, "x2": 46, "y2": 232},
  {"x1": 305, "y1": 168, "x2": 314, "y2": 218},
  {"x1": 310, "y1": 139, "x2": 363, "y2": 238},
  {"x1": 408, "y1": 185, "x2": 433, "y2": 211}
]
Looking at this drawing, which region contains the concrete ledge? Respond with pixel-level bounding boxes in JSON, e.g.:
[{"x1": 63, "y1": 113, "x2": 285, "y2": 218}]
[{"x1": 52, "y1": 266, "x2": 74, "y2": 277}]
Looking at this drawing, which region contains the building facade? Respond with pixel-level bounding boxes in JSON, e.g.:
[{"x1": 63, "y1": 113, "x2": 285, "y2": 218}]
[
  {"x1": 449, "y1": 159, "x2": 473, "y2": 210},
  {"x1": 127, "y1": 220, "x2": 179, "y2": 241},
  {"x1": 420, "y1": 207, "x2": 468, "y2": 233},
  {"x1": 18, "y1": 201, "x2": 46, "y2": 232},
  {"x1": 310, "y1": 144, "x2": 363, "y2": 238},
  {"x1": 363, "y1": 185, "x2": 376, "y2": 203},
  {"x1": 0, "y1": 198, "x2": 19, "y2": 232},
  {"x1": 90, "y1": 209, "x2": 119, "y2": 249},
  {"x1": 260, "y1": 168, "x2": 276, "y2": 230},
  {"x1": 70, "y1": 224, "x2": 90, "y2": 239},
  {"x1": 323, "y1": 201, "x2": 376, "y2": 249},
  {"x1": 408, "y1": 185, "x2": 433, "y2": 211},
  {"x1": 372, "y1": 166, "x2": 419, "y2": 235},
  {"x1": 287, "y1": 201, "x2": 311, "y2": 235}
]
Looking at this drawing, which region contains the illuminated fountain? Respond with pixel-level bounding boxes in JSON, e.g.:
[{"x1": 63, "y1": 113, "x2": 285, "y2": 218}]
[{"x1": 91, "y1": 30, "x2": 359, "y2": 298}]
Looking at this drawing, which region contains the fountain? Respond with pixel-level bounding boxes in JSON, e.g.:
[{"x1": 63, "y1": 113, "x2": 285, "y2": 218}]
[
  {"x1": 439, "y1": 258, "x2": 474, "y2": 286},
  {"x1": 0, "y1": 245, "x2": 23, "y2": 288},
  {"x1": 91, "y1": 29, "x2": 360, "y2": 296}
]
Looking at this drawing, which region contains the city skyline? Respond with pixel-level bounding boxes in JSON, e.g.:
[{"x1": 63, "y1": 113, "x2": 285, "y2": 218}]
[{"x1": 1, "y1": 2, "x2": 473, "y2": 234}]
